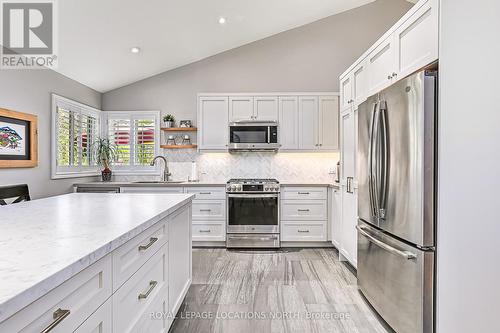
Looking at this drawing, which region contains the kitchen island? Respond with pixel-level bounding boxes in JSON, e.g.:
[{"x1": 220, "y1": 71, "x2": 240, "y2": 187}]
[{"x1": 0, "y1": 192, "x2": 194, "y2": 332}]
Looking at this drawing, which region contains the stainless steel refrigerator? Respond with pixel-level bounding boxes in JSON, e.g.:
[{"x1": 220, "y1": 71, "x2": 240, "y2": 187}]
[{"x1": 357, "y1": 69, "x2": 437, "y2": 333}]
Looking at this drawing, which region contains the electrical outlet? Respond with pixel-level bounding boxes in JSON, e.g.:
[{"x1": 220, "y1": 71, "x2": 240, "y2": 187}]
[{"x1": 329, "y1": 167, "x2": 336, "y2": 175}]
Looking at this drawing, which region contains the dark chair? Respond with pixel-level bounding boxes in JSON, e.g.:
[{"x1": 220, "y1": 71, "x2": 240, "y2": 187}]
[{"x1": 0, "y1": 184, "x2": 31, "y2": 205}]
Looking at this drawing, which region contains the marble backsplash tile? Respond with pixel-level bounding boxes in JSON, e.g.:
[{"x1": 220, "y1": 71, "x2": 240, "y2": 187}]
[{"x1": 115, "y1": 151, "x2": 339, "y2": 183}]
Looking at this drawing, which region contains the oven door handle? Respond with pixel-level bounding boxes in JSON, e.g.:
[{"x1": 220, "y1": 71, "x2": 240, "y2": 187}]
[{"x1": 227, "y1": 194, "x2": 279, "y2": 198}]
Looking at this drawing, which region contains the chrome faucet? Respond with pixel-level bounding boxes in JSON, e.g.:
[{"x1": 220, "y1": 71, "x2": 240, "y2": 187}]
[{"x1": 150, "y1": 156, "x2": 172, "y2": 182}]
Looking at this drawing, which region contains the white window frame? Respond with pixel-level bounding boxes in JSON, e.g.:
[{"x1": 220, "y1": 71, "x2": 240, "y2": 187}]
[
  {"x1": 51, "y1": 94, "x2": 101, "y2": 179},
  {"x1": 103, "y1": 110, "x2": 160, "y2": 176}
]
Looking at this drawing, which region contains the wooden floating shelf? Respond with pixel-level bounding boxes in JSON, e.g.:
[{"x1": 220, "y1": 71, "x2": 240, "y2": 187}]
[
  {"x1": 161, "y1": 127, "x2": 197, "y2": 132},
  {"x1": 160, "y1": 144, "x2": 198, "y2": 149}
]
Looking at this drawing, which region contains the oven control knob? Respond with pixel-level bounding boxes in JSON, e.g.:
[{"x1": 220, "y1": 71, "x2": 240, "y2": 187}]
[
  {"x1": 265, "y1": 187, "x2": 269, "y2": 191},
  {"x1": 230, "y1": 185, "x2": 236, "y2": 191}
]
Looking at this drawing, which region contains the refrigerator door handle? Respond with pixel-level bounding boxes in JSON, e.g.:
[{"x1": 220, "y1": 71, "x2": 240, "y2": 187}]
[
  {"x1": 368, "y1": 102, "x2": 378, "y2": 218},
  {"x1": 378, "y1": 100, "x2": 389, "y2": 219},
  {"x1": 356, "y1": 225, "x2": 416, "y2": 260}
]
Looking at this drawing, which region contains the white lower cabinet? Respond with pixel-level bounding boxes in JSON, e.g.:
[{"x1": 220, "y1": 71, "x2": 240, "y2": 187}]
[
  {"x1": 281, "y1": 221, "x2": 327, "y2": 242},
  {"x1": 0, "y1": 255, "x2": 112, "y2": 333},
  {"x1": 185, "y1": 186, "x2": 226, "y2": 243},
  {"x1": 280, "y1": 186, "x2": 328, "y2": 242},
  {"x1": 192, "y1": 221, "x2": 225, "y2": 241},
  {"x1": 0, "y1": 203, "x2": 192, "y2": 333},
  {"x1": 331, "y1": 187, "x2": 341, "y2": 248},
  {"x1": 74, "y1": 298, "x2": 112, "y2": 333}
]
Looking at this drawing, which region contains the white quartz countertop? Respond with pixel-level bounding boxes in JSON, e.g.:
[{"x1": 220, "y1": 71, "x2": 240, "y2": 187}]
[
  {"x1": 0, "y1": 193, "x2": 194, "y2": 322},
  {"x1": 74, "y1": 181, "x2": 339, "y2": 188}
]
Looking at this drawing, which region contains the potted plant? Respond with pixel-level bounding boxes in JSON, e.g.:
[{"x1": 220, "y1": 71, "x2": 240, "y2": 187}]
[
  {"x1": 163, "y1": 114, "x2": 175, "y2": 128},
  {"x1": 93, "y1": 138, "x2": 117, "y2": 182}
]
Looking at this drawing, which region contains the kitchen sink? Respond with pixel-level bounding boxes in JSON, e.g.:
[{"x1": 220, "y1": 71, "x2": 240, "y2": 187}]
[{"x1": 132, "y1": 181, "x2": 184, "y2": 184}]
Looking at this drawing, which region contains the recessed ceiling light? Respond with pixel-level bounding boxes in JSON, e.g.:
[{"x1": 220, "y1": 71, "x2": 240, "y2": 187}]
[
  {"x1": 130, "y1": 47, "x2": 141, "y2": 54},
  {"x1": 218, "y1": 17, "x2": 226, "y2": 25}
]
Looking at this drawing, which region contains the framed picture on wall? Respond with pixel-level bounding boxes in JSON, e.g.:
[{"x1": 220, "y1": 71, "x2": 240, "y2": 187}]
[{"x1": 0, "y1": 108, "x2": 38, "y2": 168}]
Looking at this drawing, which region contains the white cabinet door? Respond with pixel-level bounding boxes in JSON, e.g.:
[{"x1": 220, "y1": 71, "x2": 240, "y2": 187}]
[
  {"x1": 198, "y1": 96, "x2": 228, "y2": 150},
  {"x1": 340, "y1": 75, "x2": 352, "y2": 112},
  {"x1": 168, "y1": 205, "x2": 192, "y2": 319},
  {"x1": 394, "y1": 0, "x2": 438, "y2": 79},
  {"x1": 331, "y1": 188, "x2": 341, "y2": 248},
  {"x1": 229, "y1": 96, "x2": 254, "y2": 121},
  {"x1": 318, "y1": 96, "x2": 339, "y2": 150},
  {"x1": 279, "y1": 96, "x2": 299, "y2": 150},
  {"x1": 254, "y1": 96, "x2": 278, "y2": 121},
  {"x1": 367, "y1": 36, "x2": 396, "y2": 95},
  {"x1": 340, "y1": 187, "x2": 357, "y2": 267},
  {"x1": 298, "y1": 96, "x2": 319, "y2": 150},
  {"x1": 352, "y1": 60, "x2": 368, "y2": 108}
]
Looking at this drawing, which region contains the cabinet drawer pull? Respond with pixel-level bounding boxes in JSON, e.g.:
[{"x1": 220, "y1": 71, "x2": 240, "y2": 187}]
[
  {"x1": 138, "y1": 237, "x2": 158, "y2": 251},
  {"x1": 40, "y1": 308, "x2": 71, "y2": 333},
  {"x1": 297, "y1": 229, "x2": 310, "y2": 233},
  {"x1": 297, "y1": 209, "x2": 310, "y2": 212},
  {"x1": 297, "y1": 192, "x2": 310, "y2": 195},
  {"x1": 138, "y1": 280, "x2": 158, "y2": 300},
  {"x1": 199, "y1": 229, "x2": 211, "y2": 233},
  {"x1": 199, "y1": 192, "x2": 212, "y2": 195},
  {"x1": 199, "y1": 209, "x2": 212, "y2": 212}
]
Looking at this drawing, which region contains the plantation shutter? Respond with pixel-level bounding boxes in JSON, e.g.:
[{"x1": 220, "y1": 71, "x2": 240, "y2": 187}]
[{"x1": 106, "y1": 112, "x2": 158, "y2": 169}]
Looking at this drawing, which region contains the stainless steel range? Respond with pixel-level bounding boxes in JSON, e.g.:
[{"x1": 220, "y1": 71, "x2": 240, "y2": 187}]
[{"x1": 226, "y1": 178, "x2": 280, "y2": 248}]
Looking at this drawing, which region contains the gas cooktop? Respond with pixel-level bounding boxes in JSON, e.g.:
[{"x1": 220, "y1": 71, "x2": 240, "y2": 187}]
[{"x1": 226, "y1": 178, "x2": 280, "y2": 193}]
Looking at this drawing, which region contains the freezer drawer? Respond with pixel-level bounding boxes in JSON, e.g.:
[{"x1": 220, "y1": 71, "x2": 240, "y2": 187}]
[{"x1": 357, "y1": 220, "x2": 434, "y2": 333}]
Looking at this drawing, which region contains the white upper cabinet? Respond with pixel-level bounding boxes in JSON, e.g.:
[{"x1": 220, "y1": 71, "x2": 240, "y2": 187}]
[
  {"x1": 229, "y1": 96, "x2": 253, "y2": 121},
  {"x1": 318, "y1": 96, "x2": 339, "y2": 150},
  {"x1": 352, "y1": 60, "x2": 368, "y2": 108},
  {"x1": 279, "y1": 96, "x2": 299, "y2": 150},
  {"x1": 298, "y1": 96, "x2": 319, "y2": 150},
  {"x1": 254, "y1": 96, "x2": 279, "y2": 121},
  {"x1": 198, "y1": 96, "x2": 228, "y2": 150},
  {"x1": 394, "y1": 0, "x2": 438, "y2": 79},
  {"x1": 340, "y1": 75, "x2": 352, "y2": 111},
  {"x1": 367, "y1": 36, "x2": 396, "y2": 95}
]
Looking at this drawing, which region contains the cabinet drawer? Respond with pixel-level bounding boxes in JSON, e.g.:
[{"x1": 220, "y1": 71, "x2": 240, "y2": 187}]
[
  {"x1": 281, "y1": 187, "x2": 327, "y2": 200},
  {"x1": 185, "y1": 187, "x2": 226, "y2": 200},
  {"x1": 281, "y1": 200, "x2": 327, "y2": 220},
  {"x1": 281, "y1": 222, "x2": 327, "y2": 241},
  {"x1": 192, "y1": 222, "x2": 225, "y2": 241},
  {"x1": 0, "y1": 255, "x2": 112, "y2": 333},
  {"x1": 74, "y1": 297, "x2": 112, "y2": 333},
  {"x1": 112, "y1": 217, "x2": 168, "y2": 290},
  {"x1": 113, "y1": 243, "x2": 168, "y2": 333},
  {"x1": 192, "y1": 200, "x2": 225, "y2": 220}
]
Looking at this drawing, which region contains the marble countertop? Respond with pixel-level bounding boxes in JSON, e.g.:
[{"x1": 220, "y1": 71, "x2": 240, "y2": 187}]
[
  {"x1": 0, "y1": 193, "x2": 194, "y2": 322},
  {"x1": 74, "y1": 181, "x2": 226, "y2": 187},
  {"x1": 74, "y1": 181, "x2": 340, "y2": 188}
]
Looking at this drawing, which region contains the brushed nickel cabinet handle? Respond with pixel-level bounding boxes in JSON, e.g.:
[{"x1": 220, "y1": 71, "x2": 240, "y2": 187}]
[
  {"x1": 138, "y1": 280, "x2": 158, "y2": 300},
  {"x1": 199, "y1": 192, "x2": 212, "y2": 195},
  {"x1": 298, "y1": 230, "x2": 310, "y2": 233},
  {"x1": 297, "y1": 192, "x2": 310, "y2": 195},
  {"x1": 199, "y1": 229, "x2": 211, "y2": 233},
  {"x1": 297, "y1": 209, "x2": 310, "y2": 212},
  {"x1": 199, "y1": 209, "x2": 212, "y2": 212},
  {"x1": 40, "y1": 308, "x2": 71, "y2": 333},
  {"x1": 138, "y1": 237, "x2": 158, "y2": 251}
]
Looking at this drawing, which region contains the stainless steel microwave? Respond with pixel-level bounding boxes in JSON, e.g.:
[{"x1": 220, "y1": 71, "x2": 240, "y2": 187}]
[{"x1": 228, "y1": 120, "x2": 280, "y2": 152}]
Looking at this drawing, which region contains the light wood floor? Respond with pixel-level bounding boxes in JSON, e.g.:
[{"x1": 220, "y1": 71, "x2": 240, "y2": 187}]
[{"x1": 170, "y1": 248, "x2": 393, "y2": 333}]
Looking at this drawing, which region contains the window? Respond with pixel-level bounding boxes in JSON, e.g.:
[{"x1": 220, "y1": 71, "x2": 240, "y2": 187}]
[
  {"x1": 51, "y1": 95, "x2": 160, "y2": 178},
  {"x1": 105, "y1": 111, "x2": 160, "y2": 174},
  {"x1": 52, "y1": 94, "x2": 101, "y2": 179}
]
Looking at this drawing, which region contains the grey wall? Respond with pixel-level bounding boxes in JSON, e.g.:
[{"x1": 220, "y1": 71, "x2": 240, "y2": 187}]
[
  {"x1": 103, "y1": 0, "x2": 412, "y2": 123},
  {"x1": 437, "y1": 1, "x2": 500, "y2": 332},
  {"x1": 0, "y1": 70, "x2": 101, "y2": 199}
]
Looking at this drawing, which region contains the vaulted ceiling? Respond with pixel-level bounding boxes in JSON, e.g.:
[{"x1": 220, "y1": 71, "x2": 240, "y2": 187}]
[{"x1": 56, "y1": 0, "x2": 375, "y2": 92}]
